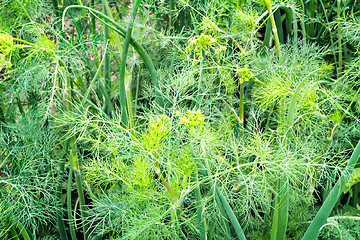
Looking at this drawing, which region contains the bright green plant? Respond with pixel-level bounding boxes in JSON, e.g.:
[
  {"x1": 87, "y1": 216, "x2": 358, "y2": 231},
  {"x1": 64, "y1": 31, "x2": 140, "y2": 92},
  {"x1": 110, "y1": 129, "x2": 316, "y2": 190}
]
[
  {"x1": 2, "y1": 1, "x2": 360, "y2": 239},
  {"x1": 142, "y1": 115, "x2": 177, "y2": 201}
]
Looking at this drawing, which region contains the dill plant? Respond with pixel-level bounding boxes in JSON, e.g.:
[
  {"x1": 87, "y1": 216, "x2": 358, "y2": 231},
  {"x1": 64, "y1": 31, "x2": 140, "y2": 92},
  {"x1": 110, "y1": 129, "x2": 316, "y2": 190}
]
[
  {"x1": 2, "y1": 0, "x2": 360, "y2": 239},
  {"x1": 0, "y1": 112, "x2": 61, "y2": 238}
]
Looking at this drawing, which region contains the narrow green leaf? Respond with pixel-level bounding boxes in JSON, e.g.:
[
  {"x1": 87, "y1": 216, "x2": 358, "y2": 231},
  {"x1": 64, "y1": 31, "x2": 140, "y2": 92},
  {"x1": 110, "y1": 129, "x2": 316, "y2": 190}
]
[
  {"x1": 62, "y1": 5, "x2": 165, "y2": 108},
  {"x1": 302, "y1": 140, "x2": 360, "y2": 240},
  {"x1": 119, "y1": 0, "x2": 142, "y2": 127}
]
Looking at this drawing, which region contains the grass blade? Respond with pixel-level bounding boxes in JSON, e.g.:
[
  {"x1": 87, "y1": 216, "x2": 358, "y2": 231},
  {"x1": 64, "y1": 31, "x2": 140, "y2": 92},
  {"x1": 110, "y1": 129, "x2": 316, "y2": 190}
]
[
  {"x1": 70, "y1": 146, "x2": 89, "y2": 240},
  {"x1": 102, "y1": 0, "x2": 111, "y2": 116},
  {"x1": 67, "y1": 167, "x2": 77, "y2": 240},
  {"x1": 263, "y1": 0, "x2": 281, "y2": 57},
  {"x1": 274, "y1": 9, "x2": 284, "y2": 44},
  {"x1": 308, "y1": 0, "x2": 316, "y2": 38},
  {"x1": 14, "y1": 220, "x2": 31, "y2": 240},
  {"x1": 56, "y1": 140, "x2": 70, "y2": 240},
  {"x1": 194, "y1": 172, "x2": 206, "y2": 240},
  {"x1": 195, "y1": 158, "x2": 247, "y2": 240},
  {"x1": 271, "y1": 174, "x2": 289, "y2": 240},
  {"x1": 286, "y1": 68, "x2": 321, "y2": 130},
  {"x1": 262, "y1": 19, "x2": 272, "y2": 50},
  {"x1": 215, "y1": 185, "x2": 247, "y2": 240},
  {"x1": 302, "y1": 140, "x2": 360, "y2": 240}
]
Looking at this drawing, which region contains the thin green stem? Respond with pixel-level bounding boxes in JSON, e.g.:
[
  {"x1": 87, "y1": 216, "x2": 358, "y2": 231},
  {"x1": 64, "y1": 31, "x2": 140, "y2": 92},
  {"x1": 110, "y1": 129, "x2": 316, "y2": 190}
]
[
  {"x1": 12, "y1": 38, "x2": 36, "y2": 47},
  {"x1": 298, "y1": 0, "x2": 307, "y2": 39},
  {"x1": 263, "y1": 0, "x2": 282, "y2": 57},
  {"x1": 98, "y1": 82, "x2": 115, "y2": 115},
  {"x1": 70, "y1": 88, "x2": 111, "y2": 121},
  {"x1": 292, "y1": 4, "x2": 298, "y2": 44},
  {"x1": 239, "y1": 85, "x2": 245, "y2": 126},
  {"x1": 317, "y1": 0, "x2": 338, "y2": 68},
  {"x1": 155, "y1": 152, "x2": 178, "y2": 202},
  {"x1": 89, "y1": 0, "x2": 96, "y2": 34}
]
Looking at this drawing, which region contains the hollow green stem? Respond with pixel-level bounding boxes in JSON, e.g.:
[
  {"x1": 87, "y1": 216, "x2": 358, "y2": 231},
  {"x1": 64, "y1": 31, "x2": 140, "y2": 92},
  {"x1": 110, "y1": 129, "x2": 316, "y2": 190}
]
[
  {"x1": 119, "y1": 0, "x2": 142, "y2": 127},
  {"x1": 56, "y1": 140, "x2": 70, "y2": 240},
  {"x1": 274, "y1": 10, "x2": 284, "y2": 44},
  {"x1": 102, "y1": 0, "x2": 111, "y2": 116},
  {"x1": 194, "y1": 172, "x2": 206, "y2": 240},
  {"x1": 125, "y1": 72, "x2": 134, "y2": 128},
  {"x1": 70, "y1": 147, "x2": 88, "y2": 240},
  {"x1": 214, "y1": 192, "x2": 231, "y2": 239},
  {"x1": 215, "y1": 185, "x2": 247, "y2": 240},
  {"x1": 308, "y1": 0, "x2": 316, "y2": 38},
  {"x1": 292, "y1": 4, "x2": 298, "y2": 44},
  {"x1": 62, "y1": 5, "x2": 164, "y2": 108},
  {"x1": 194, "y1": 157, "x2": 246, "y2": 240},
  {"x1": 271, "y1": 174, "x2": 289, "y2": 240},
  {"x1": 67, "y1": 167, "x2": 77, "y2": 240}
]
